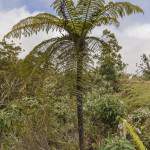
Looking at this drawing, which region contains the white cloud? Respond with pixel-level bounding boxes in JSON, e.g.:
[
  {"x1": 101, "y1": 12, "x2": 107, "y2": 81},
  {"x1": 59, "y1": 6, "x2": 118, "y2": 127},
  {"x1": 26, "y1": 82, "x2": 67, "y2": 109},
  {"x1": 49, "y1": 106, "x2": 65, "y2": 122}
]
[
  {"x1": 115, "y1": 24, "x2": 150, "y2": 74},
  {"x1": 0, "y1": 7, "x2": 37, "y2": 39},
  {"x1": 0, "y1": 7, "x2": 60, "y2": 58},
  {"x1": 91, "y1": 23, "x2": 150, "y2": 74},
  {"x1": 124, "y1": 24, "x2": 150, "y2": 40}
]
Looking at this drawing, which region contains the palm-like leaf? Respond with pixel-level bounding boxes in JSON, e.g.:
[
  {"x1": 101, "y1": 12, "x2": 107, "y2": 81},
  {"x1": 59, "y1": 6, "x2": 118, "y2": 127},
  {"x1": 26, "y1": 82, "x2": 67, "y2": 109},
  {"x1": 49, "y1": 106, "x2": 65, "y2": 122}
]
[
  {"x1": 29, "y1": 36, "x2": 76, "y2": 71},
  {"x1": 76, "y1": 0, "x2": 105, "y2": 20},
  {"x1": 76, "y1": 1, "x2": 143, "y2": 34},
  {"x1": 5, "y1": 13, "x2": 65, "y2": 38}
]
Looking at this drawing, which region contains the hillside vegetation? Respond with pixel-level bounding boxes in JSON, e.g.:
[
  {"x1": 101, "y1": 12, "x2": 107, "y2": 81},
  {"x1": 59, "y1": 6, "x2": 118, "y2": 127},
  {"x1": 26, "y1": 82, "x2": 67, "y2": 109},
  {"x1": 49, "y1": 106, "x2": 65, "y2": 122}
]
[
  {"x1": 121, "y1": 80, "x2": 150, "y2": 111},
  {"x1": 0, "y1": 0, "x2": 149, "y2": 149}
]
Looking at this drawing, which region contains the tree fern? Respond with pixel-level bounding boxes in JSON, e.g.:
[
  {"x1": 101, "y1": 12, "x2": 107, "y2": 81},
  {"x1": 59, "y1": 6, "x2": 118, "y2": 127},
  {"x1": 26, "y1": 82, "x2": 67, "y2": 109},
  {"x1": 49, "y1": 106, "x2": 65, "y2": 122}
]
[{"x1": 4, "y1": 1, "x2": 143, "y2": 149}]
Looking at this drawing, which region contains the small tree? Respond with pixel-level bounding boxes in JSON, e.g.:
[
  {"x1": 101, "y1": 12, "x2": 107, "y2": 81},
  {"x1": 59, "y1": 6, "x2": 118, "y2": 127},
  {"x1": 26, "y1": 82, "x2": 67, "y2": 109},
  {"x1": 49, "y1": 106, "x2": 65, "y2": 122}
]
[
  {"x1": 98, "y1": 30, "x2": 126, "y2": 91},
  {"x1": 0, "y1": 41, "x2": 20, "y2": 71},
  {"x1": 0, "y1": 41, "x2": 21, "y2": 106}
]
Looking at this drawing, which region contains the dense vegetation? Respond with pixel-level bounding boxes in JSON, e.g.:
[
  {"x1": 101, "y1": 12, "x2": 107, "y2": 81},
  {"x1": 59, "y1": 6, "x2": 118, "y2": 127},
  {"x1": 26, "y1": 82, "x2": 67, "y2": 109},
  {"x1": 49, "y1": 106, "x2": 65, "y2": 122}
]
[{"x1": 0, "y1": 0, "x2": 149, "y2": 150}]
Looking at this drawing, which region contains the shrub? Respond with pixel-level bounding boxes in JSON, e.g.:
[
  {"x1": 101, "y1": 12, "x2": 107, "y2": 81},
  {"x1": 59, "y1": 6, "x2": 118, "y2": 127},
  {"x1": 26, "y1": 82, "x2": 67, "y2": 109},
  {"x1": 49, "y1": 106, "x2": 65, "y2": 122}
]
[
  {"x1": 84, "y1": 93, "x2": 127, "y2": 149},
  {"x1": 129, "y1": 107, "x2": 150, "y2": 125},
  {"x1": 99, "y1": 136, "x2": 136, "y2": 150},
  {"x1": 0, "y1": 96, "x2": 77, "y2": 149},
  {"x1": 85, "y1": 93, "x2": 126, "y2": 127},
  {"x1": 98, "y1": 95, "x2": 126, "y2": 126}
]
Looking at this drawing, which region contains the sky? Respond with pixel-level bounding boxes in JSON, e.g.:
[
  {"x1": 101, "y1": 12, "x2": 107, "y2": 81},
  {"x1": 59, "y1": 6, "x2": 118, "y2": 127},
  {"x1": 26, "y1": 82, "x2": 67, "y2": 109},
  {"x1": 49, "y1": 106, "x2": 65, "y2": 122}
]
[{"x1": 0, "y1": 0, "x2": 150, "y2": 74}]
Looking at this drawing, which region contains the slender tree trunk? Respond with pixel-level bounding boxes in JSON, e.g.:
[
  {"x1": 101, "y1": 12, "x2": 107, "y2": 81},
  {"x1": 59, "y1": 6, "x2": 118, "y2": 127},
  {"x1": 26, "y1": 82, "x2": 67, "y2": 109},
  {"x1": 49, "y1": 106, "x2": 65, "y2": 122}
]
[{"x1": 76, "y1": 46, "x2": 84, "y2": 150}]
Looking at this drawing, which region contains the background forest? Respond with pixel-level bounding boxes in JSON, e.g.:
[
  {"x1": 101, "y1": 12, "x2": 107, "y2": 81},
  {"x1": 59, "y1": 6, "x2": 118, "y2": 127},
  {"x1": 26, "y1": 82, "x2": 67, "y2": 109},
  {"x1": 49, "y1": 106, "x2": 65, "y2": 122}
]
[{"x1": 0, "y1": 0, "x2": 150, "y2": 150}]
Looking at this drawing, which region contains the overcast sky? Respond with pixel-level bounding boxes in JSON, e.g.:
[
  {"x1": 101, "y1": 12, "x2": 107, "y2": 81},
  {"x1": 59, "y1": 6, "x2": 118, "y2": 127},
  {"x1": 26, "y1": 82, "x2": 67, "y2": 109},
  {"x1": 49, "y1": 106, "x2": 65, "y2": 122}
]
[{"x1": 0, "y1": 0, "x2": 150, "y2": 74}]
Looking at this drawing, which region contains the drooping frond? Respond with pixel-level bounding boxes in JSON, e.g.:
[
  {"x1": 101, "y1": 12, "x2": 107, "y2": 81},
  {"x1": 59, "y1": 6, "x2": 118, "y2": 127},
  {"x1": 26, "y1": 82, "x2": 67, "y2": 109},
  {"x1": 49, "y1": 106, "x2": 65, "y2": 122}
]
[
  {"x1": 29, "y1": 35, "x2": 101, "y2": 72},
  {"x1": 76, "y1": 0, "x2": 143, "y2": 35},
  {"x1": 53, "y1": 38, "x2": 75, "y2": 71},
  {"x1": 31, "y1": 38, "x2": 59, "y2": 54},
  {"x1": 86, "y1": 36, "x2": 102, "y2": 55},
  {"x1": 84, "y1": 36, "x2": 103, "y2": 69},
  {"x1": 4, "y1": 13, "x2": 64, "y2": 39},
  {"x1": 108, "y1": 2, "x2": 144, "y2": 17},
  {"x1": 25, "y1": 37, "x2": 64, "y2": 72},
  {"x1": 29, "y1": 36, "x2": 76, "y2": 72},
  {"x1": 89, "y1": 1, "x2": 143, "y2": 29}
]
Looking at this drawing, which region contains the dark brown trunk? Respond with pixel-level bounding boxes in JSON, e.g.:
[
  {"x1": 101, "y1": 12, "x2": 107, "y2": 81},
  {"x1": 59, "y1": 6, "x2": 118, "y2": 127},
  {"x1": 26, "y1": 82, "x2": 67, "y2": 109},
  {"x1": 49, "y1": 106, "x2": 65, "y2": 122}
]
[{"x1": 76, "y1": 47, "x2": 84, "y2": 150}]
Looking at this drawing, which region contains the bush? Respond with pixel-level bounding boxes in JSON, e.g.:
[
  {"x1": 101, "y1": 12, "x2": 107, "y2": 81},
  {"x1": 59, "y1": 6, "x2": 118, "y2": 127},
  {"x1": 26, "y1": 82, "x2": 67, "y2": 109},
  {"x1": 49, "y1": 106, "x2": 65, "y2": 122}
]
[
  {"x1": 98, "y1": 95, "x2": 126, "y2": 126},
  {"x1": 84, "y1": 93, "x2": 127, "y2": 149},
  {"x1": 99, "y1": 136, "x2": 136, "y2": 150},
  {"x1": 85, "y1": 93, "x2": 126, "y2": 127},
  {"x1": 0, "y1": 96, "x2": 77, "y2": 149},
  {"x1": 129, "y1": 107, "x2": 150, "y2": 125}
]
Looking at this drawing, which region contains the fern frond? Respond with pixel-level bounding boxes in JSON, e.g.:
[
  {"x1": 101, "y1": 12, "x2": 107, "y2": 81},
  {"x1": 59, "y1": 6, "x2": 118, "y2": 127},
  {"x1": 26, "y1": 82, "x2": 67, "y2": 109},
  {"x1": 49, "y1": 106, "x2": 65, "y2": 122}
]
[
  {"x1": 29, "y1": 36, "x2": 76, "y2": 72},
  {"x1": 53, "y1": 0, "x2": 77, "y2": 20},
  {"x1": 86, "y1": 36, "x2": 102, "y2": 53},
  {"x1": 89, "y1": 1, "x2": 143, "y2": 28},
  {"x1": 109, "y1": 2, "x2": 144, "y2": 17},
  {"x1": 52, "y1": 0, "x2": 79, "y2": 33},
  {"x1": 31, "y1": 38, "x2": 59, "y2": 53},
  {"x1": 76, "y1": 0, "x2": 105, "y2": 21},
  {"x1": 4, "y1": 13, "x2": 64, "y2": 39}
]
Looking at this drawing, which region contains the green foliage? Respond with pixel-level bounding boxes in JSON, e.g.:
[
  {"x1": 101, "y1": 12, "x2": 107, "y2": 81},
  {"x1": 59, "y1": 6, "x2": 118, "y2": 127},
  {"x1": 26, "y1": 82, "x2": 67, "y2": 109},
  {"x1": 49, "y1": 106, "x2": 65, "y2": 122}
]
[
  {"x1": 130, "y1": 107, "x2": 150, "y2": 126},
  {"x1": 120, "y1": 81, "x2": 150, "y2": 149},
  {"x1": 142, "y1": 133, "x2": 150, "y2": 150},
  {"x1": 0, "y1": 41, "x2": 22, "y2": 106},
  {"x1": 98, "y1": 29, "x2": 126, "y2": 91},
  {"x1": 0, "y1": 95, "x2": 78, "y2": 150},
  {"x1": 121, "y1": 81, "x2": 150, "y2": 110},
  {"x1": 85, "y1": 92, "x2": 126, "y2": 127},
  {"x1": 0, "y1": 41, "x2": 21, "y2": 70},
  {"x1": 99, "y1": 136, "x2": 136, "y2": 150}
]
